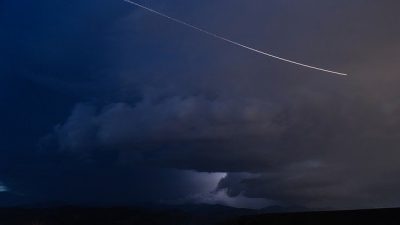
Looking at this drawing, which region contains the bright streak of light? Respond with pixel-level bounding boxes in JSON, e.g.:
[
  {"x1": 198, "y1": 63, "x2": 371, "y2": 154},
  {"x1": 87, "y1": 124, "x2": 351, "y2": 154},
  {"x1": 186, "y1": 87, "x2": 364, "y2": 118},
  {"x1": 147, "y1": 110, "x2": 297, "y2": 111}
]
[{"x1": 123, "y1": 0, "x2": 348, "y2": 76}]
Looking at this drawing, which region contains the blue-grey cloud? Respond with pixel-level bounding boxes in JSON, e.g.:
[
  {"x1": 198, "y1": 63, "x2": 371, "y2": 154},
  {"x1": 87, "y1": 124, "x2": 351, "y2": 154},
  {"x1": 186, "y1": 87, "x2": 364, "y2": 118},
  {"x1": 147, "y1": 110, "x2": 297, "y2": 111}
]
[{"x1": 3, "y1": 0, "x2": 400, "y2": 209}]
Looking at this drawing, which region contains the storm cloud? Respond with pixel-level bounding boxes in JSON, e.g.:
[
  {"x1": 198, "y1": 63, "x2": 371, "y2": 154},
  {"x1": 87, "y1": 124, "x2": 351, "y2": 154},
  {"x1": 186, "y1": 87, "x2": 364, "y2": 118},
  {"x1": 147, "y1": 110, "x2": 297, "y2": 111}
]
[{"x1": 2, "y1": 0, "x2": 400, "y2": 209}]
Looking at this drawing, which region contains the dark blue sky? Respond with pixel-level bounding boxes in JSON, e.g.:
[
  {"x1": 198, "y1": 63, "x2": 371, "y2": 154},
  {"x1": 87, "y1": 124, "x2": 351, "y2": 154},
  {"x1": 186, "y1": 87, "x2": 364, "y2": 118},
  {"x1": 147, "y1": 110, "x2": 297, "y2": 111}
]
[{"x1": 1, "y1": 0, "x2": 400, "y2": 209}]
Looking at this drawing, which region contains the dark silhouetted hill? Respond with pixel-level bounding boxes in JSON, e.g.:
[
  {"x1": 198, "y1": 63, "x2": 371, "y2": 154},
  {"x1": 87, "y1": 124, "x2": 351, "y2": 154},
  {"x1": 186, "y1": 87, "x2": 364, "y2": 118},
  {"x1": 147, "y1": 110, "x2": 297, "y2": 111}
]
[
  {"x1": 220, "y1": 208, "x2": 400, "y2": 225},
  {"x1": 0, "y1": 205, "x2": 399, "y2": 225},
  {"x1": 0, "y1": 204, "x2": 256, "y2": 225}
]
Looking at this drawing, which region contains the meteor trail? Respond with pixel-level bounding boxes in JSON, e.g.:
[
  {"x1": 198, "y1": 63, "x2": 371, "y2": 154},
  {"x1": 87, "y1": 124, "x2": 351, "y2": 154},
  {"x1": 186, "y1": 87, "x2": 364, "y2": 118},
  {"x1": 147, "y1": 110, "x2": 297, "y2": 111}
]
[{"x1": 123, "y1": 0, "x2": 348, "y2": 76}]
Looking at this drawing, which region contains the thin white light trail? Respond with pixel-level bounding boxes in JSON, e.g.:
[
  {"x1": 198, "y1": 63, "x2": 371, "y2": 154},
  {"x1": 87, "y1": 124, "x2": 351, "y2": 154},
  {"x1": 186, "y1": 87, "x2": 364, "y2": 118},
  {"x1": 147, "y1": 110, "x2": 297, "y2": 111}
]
[{"x1": 123, "y1": 0, "x2": 348, "y2": 76}]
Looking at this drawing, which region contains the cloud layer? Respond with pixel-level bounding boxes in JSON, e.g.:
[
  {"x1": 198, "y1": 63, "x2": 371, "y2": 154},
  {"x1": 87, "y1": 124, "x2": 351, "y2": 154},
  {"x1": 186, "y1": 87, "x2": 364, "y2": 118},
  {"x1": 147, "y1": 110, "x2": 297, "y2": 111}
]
[{"x1": 2, "y1": 0, "x2": 400, "y2": 209}]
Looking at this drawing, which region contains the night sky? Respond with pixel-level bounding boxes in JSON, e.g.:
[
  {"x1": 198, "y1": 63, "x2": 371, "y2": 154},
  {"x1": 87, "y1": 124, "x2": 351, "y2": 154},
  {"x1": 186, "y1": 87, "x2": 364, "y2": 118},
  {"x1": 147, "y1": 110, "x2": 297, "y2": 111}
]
[{"x1": 1, "y1": 0, "x2": 400, "y2": 210}]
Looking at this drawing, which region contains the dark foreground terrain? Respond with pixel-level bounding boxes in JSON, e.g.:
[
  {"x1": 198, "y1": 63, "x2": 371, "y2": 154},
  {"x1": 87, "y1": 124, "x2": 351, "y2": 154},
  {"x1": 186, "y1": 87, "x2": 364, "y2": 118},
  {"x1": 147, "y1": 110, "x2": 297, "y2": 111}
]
[
  {"x1": 0, "y1": 205, "x2": 253, "y2": 225},
  {"x1": 222, "y1": 208, "x2": 400, "y2": 225},
  {"x1": 0, "y1": 205, "x2": 399, "y2": 225}
]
